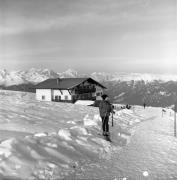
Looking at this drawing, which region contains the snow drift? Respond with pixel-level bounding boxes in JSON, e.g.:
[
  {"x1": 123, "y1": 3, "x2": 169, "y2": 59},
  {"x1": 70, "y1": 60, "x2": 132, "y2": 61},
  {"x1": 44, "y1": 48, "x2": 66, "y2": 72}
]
[{"x1": 0, "y1": 90, "x2": 145, "y2": 179}]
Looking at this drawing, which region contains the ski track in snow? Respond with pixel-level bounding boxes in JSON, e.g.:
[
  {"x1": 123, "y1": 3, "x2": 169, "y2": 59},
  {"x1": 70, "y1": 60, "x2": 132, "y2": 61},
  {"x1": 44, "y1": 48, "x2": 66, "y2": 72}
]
[{"x1": 0, "y1": 90, "x2": 148, "y2": 179}]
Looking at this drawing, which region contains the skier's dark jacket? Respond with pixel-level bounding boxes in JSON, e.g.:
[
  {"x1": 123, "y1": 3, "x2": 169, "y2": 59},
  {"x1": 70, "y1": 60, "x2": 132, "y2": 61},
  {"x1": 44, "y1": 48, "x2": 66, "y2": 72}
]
[{"x1": 99, "y1": 100, "x2": 113, "y2": 118}]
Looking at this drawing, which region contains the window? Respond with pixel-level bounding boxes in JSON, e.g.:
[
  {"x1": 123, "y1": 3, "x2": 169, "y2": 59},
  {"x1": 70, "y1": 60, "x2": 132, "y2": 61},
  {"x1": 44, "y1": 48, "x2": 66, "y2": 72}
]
[
  {"x1": 65, "y1": 95, "x2": 68, "y2": 100},
  {"x1": 42, "y1": 95, "x2": 45, "y2": 100},
  {"x1": 96, "y1": 92, "x2": 101, "y2": 96},
  {"x1": 96, "y1": 92, "x2": 103, "y2": 96},
  {"x1": 55, "y1": 96, "x2": 61, "y2": 101}
]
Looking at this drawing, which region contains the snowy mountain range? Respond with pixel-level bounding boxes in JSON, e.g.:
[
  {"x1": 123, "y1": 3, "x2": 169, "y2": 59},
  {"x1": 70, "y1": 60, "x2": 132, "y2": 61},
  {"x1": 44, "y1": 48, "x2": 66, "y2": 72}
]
[
  {"x1": 1, "y1": 68, "x2": 177, "y2": 86},
  {"x1": 1, "y1": 68, "x2": 177, "y2": 106},
  {"x1": 0, "y1": 68, "x2": 57, "y2": 86},
  {"x1": 91, "y1": 72, "x2": 177, "y2": 82}
]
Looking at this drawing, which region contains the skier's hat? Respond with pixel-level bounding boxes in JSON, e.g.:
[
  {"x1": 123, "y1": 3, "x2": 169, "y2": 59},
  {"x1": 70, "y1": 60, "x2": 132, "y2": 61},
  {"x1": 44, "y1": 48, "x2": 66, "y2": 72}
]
[{"x1": 101, "y1": 94, "x2": 108, "y2": 100}]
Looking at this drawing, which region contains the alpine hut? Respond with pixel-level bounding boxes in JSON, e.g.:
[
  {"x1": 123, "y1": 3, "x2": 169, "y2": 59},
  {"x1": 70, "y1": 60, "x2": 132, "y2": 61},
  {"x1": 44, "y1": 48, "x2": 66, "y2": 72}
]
[{"x1": 35, "y1": 77, "x2": 106, "y2": 103}]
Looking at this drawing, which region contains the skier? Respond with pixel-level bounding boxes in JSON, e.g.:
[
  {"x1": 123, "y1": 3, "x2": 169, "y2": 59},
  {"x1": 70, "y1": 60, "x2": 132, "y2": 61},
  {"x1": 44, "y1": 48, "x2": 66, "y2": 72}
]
[
  {"x1": 143, "y1": 102, "x2": 146, "y2": 109},
  {"x1": 99, "y1": 94, "x2": 113, "y2": 137}
]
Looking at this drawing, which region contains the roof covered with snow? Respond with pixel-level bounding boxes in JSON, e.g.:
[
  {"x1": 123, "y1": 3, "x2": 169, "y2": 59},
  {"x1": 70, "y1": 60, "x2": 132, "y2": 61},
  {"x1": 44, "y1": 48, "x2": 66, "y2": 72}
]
[{"x1": 35, "y1": 77, "x2": 106, "y2": 89}]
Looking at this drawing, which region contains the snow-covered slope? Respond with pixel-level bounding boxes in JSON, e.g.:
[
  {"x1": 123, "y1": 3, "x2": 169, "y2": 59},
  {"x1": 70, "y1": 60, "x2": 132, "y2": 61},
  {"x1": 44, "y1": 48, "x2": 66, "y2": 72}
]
[
  {"x1": 1, "y1": 90, "x2": 177, "y2": 179},
  {"x1": 0, "y1": 90, "x2": 145, "y2": 179}
]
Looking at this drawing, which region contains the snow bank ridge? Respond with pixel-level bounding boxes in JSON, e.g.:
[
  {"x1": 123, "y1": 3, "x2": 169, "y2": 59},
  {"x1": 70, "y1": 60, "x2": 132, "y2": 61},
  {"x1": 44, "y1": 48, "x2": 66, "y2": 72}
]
[
  {"x1": 83, "y1": 114, "x2": 101, "y2": 126},
  {"x1": 58, "y1": 129, "x2": 72, "y2": 141}
]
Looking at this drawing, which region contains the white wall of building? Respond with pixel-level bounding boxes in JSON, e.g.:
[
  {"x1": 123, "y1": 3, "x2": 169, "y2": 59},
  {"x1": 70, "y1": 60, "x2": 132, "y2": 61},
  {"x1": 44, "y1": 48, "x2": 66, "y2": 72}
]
[
  {"x1": 36, "y1": 89, "x2": 52, "y2": 101},
  {"x1": 94, "y1": 86, "x2": 104, "y2": 100},
  {"x1": 52, "y1": 89, "x2": 72, "y2": 100}
]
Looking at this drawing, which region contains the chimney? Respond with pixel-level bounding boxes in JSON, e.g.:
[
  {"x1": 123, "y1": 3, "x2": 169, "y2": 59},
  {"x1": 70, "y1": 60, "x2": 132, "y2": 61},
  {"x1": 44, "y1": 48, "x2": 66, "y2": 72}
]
[{"x1": 57, "y1": 78, "x2": 60, "y2": 85}]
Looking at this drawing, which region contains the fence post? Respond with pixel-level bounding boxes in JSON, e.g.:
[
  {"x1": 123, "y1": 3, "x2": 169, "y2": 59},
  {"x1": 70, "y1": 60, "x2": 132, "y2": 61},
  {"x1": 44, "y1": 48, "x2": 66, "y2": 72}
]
[
  {"x1": 174, "y1": 104, "x2": 177, "y2": 137},
  {"x1": 112, "y1": 112, "x2": 113, "y2": 127}
]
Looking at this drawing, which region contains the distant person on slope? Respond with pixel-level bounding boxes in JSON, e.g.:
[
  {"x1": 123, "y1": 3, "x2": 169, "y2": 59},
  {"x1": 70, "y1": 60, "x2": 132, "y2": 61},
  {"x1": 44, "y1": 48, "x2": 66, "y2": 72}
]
[
  {"x1": 99, "y1": 94, "x2": 113, "y2": 136},
  {"x1": 143, "y1": 102, "x2": 146, "y2": 109}
]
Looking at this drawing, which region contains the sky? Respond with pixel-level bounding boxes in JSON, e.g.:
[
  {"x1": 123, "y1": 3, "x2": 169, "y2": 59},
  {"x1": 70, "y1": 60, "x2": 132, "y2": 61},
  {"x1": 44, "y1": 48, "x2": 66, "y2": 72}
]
[{"x1": 0, "y1": 0, "x2": 176, "y2": 74}]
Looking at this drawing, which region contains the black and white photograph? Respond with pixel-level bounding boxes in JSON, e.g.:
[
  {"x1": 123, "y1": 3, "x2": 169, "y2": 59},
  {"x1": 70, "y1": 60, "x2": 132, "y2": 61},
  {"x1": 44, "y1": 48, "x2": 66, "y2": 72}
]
[{"x1": 0, "y1": 0, "x2": 176, "y2": 179}]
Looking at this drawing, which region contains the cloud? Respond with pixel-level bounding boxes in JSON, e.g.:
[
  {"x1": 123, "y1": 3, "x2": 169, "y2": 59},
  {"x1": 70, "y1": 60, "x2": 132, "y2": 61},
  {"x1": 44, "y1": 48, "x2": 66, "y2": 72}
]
[
  {"x1": 0, "y1": 46, "x2": 61, "y2": 60},
  {"x1": 0, "y1": 16, "x2": 72, "y2": 36},
  {"x1": 0, "y1": 0, "x2": 175, "y2": 36},
  {"x1": 0, "y1": 0, "x2": 176, "y2": 74}
]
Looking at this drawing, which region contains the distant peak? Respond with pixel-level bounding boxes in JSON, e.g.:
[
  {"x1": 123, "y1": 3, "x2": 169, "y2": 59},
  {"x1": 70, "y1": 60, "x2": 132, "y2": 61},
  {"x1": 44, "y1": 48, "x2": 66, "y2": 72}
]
[
  {"x1": 29, "y1": 67, "x2": 38, "y2": 71},
  {"x1": 0, "y1": 69, "x2": 9, "y2": 76},
  {"x1": 43, "y1": 68, "x2": 50, "y2": 72},
  {"x1": 0, "y1": 69, "x2": 8, "y2": 73},
  {"x1": 64, "y1": 68, "x2": 77, "y2": 73}
]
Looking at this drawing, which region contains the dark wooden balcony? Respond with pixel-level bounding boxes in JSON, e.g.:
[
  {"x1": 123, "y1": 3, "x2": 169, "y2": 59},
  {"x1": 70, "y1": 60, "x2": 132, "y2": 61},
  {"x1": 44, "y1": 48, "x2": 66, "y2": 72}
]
[
  {"x1": 74, "y1": 87, "x2": 96, "y2": 94},
  {"x1": 72, "y1": 93, "x2": 96, "y2": 102}
]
